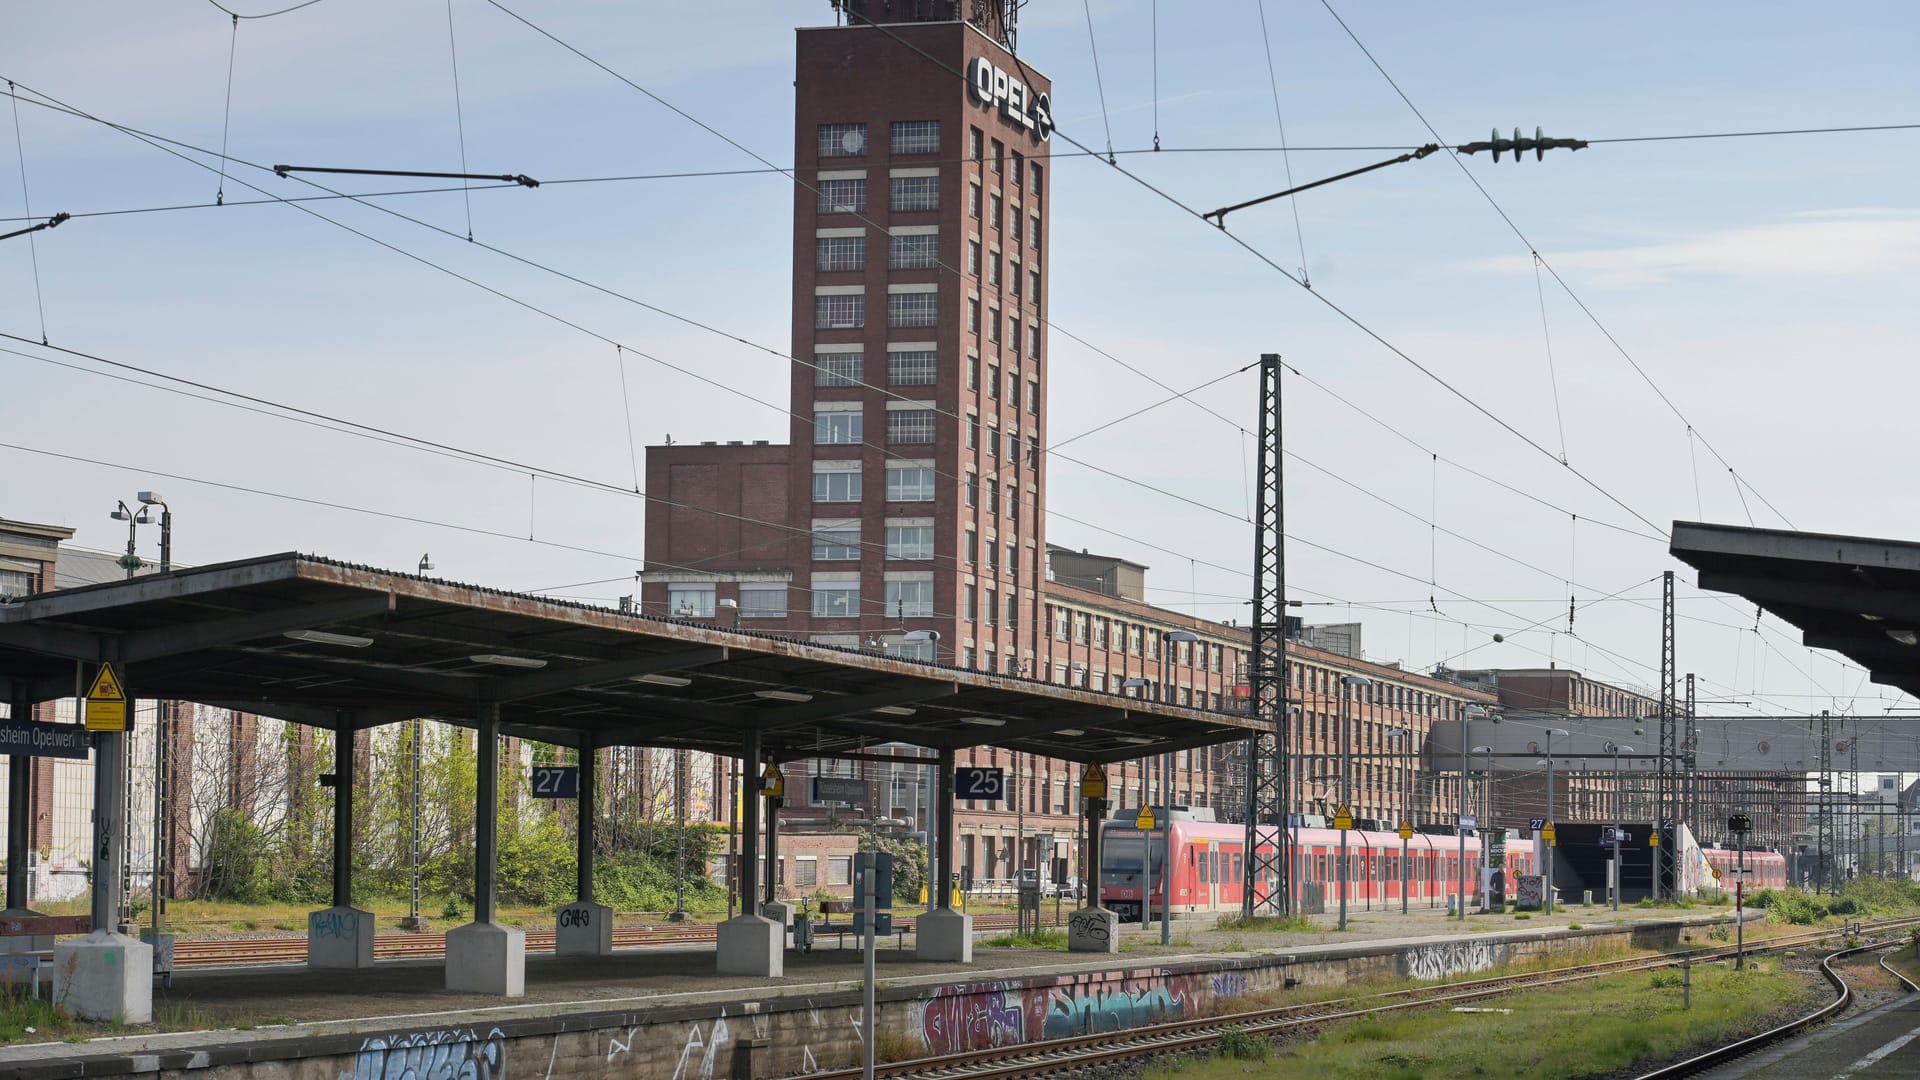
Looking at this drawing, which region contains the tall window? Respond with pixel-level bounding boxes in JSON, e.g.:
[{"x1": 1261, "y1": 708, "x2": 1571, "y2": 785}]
[
  {"x1": 987, "y1": 306, "x2": 1000, "y2": 343},
  {"x1": 990, "y1": 138, "x2": 1004, "y2": 172},
  {"x1": 965, "y1": 529, "x2": 978, "y2": 564},
  {"x1": 987, "y1": 364, "x2": 1000, "y2": 399},
  {"x1": 887, "y1": 465, "x2": 935, "y2": 501},
  {"x1": 886, "y1": 579, "x2": 934, "y2": 618},
  {"x1": 1006, "y1": 485, "x2": 1019, "y2": 520},
  {"x1": 818, "y1": 122, "x2": 868, "y2": 157},
  {"x1": 815, "y1": 294, "x2": 864, "y2": 329},
  {"x1": 1005, "y1": 594, "x2": 1018, "y2": 631},
  {"x1": 888, "y1": 349, "x2": 936, "y2": 385},
  {"x1": 817, "y1": 178, "x2": 866, "y2": 214},
  {"x1": 990, "y1": 193, "x2": 1002, "y2": 229},
  {"x1": 1009, "y1": 258, "x2": 1022, "y2": 295},
  {"x1": 987, "y1": 421, "x2": 999, "y2": 457},
  {"x1": 813, "y1": 464, "x2": 861, "y2": 502},
  {"x1": 1029, "y1": 268, "x2": 1041, "y2": 303},
  {"x1": 812, "y1": 581, "x2": 861, "y2": 618},
  {"x1": 890, "y1": 120, "x2": 939, "y2": 155},
  {"x1": 969, "y1": 184, "x2": 981, "y2": 219},
  {"x1": 814, "y1": 350, "x2": 863, "y2": 387},
  {"x1": 813, "y1": 408, "x2": 862, "y2": 445},
  {"x1": 890, "y1": 176, "x2": 940, "y2": 212},
  {"x1": 968, "y1": 126, "x2": 983, "y2": 161},
  {"x1": 738, "y1": 583, "x2": 787, "y2": 618},
  {"x1": 1030, "y1": 213, "x2": 1041, "y2": 250},
  {"x1": 1026, "y1": 434, "x2": 1039, "y2": 466},
  {"x1": 1011, "y1": 150, "x2": 1025, "y2": 186},
  {"x1": 963, "y1": 584, "x2": 977, "y2": 621},
  {"x1": 886, "y1": 408, "x2": 936, "y2": 443},
  {"x1": 886, "y1": 525, "x2": 934, "y2": 560},
  {"x1": 967, "y1": 239, "x2": 981, "y2": 277},
  {"x1": 889, "y1": 233, "x2": 939, "y2": 269},
  {"x1": 816, "y1": 235, "x2": 865, "y2": 271},
  {"x1": 1031, "y1": 162, "x2": 1043, "y2": 190},
  {"x1": 988, "y1": 252, "x2": 1000, "y2": 287},
  {"x1": 965, "y1": 473, "x2": 978, "y2": 506},
  {"x1": 810, "y1": 525, "x2": 861, "y2": 561},
  {"x1": 983, "y1": 587, "x2": 997, "y2": 625},
  {"x1": 0, "y1": 570, "x2": 31, "y2": 599},
  {"x1": 888, "y1": 292, "x2": 937, "y2": 327},
  {"x1": 1009, "y1": 322, "x2": 1022, "y2": 354},
  {"x1": 967, "y1": 298, "x2": 980, "y2": 333}
]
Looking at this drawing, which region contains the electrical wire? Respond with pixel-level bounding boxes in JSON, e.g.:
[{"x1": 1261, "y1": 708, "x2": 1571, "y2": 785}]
[
  {"x1": 1252, "y1": 0, "x2": 1310, "y2": 286},
  {"x1": 1080, "y1": 0, "x2": 1116, "y2": 163},
  {"x1": 215, "y1": 15, "x2": 238, "y2": 205},
  {"x1": 6, "y1": 81, "x2": 49, "y2": 345},
  {"x1": 444, "y1": 0, "x2": 474, "y2": 241},
  {"x1": 205, "y1": 0, "x2": 328, "y2": 19}
]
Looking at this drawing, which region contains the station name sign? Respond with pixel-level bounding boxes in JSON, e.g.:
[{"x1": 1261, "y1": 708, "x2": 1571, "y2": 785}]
[
  {"x1": 0, "y1": 717, "x2": 91, "y2": 759},
  {"x1": 968, "y1": 57, "x2": 1052, "y2": 142}
]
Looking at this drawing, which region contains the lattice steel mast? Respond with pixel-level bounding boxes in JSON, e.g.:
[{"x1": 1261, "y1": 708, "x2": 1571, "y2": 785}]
[
  {"x1": 1656, "y1": 570, "x2": 1677, "y2": 899},
  {"x1": 1817, "y1": 709, "x2": 1834, "y2": 893},
  {"x1": 1244, "y1": 353, "x2": 1288, "y2": 917}
]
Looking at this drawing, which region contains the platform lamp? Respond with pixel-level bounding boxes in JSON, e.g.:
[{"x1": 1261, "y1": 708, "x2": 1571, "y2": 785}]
[
  {"x1": 1535, "y1": 726, "x2": 1571, "y2": 914},
  {"x1": 903, "y1": 628, "x2": 940, "y2": 662},
  {"x1": 1457, "y1": 705, "x2": 1489, "y2": 920},
  {"x1": 109, "y1": 499, "x2": 152, "y2": 579},
  {"x1": 136, "y1": 492, "x2": 171, "y2": 573},
  {"x1": 1473, "y1": 745, "x2": 1496, "y2": 867},
  {"x1": 1603, "y1": 741, "x2": 1636, "y2": 910}
]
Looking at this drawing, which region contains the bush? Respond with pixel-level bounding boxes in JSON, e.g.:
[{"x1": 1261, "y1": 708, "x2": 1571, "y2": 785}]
[
  {"x1": 197, "y1": 808, "x2": 270, "y2": 902},
  {"x1": 1217, "y1": 1026, "x2": 1269, "y2": 1061},
  {"x1": 857, "y1": 831, "x2": 929, "y2": 903},
  {"x1": 1648, "y1": 971, "x2": 1683, "y2": 988}
]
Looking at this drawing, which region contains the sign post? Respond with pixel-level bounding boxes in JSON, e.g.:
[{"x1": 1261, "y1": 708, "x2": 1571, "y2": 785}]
[
  {"x1": 1729, "y1": 814, "x2": 1751, "y2": 969},
  {"x1": 1398, "y1": 821, "x2": 1412, "y2": 914}
]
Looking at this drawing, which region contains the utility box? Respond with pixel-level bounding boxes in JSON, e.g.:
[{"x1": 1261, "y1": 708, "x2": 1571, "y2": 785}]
[{"x1": 852, "y1": 851, "x2": 895, "y2": 937}]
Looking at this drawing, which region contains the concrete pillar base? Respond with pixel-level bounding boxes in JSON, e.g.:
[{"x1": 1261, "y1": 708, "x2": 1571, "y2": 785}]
[
  {"x1": 445, "y1": 921, "x2": 525, "y2": 996},
  {"x1": 555, "y1": 901, "x2": 613, "y2": 956},
  {"x1": 52, "y1": 930, "x2": 152, "y2": 1023},
  {"x1": 307, "y1": 906, "x2": 375, "y2": 968},
  {"x1": 1065, "y1": 906, "x2": 1119, "y2": 953},
  {"x1": 759, "y1": 900, "x2": 792, "y2": 928},
  {"x1": 0, "y1": 908, "x2": 51, "y2": 954},
  {"x1": 716, "y1": 914, "x2": 783, "y2": 978},
  {"x1": 915, "y1": 907, "x2": 973, "y2": 962}
]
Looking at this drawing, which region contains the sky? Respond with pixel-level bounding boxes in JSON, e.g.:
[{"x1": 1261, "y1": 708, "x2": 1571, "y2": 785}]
[{"x1": 2, "y1": 1, "x2": 1917, "y2": 743}]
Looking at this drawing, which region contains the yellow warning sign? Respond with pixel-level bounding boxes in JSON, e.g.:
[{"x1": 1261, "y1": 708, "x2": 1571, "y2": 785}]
[
  {"x1": 1398, "y1": 821, "x2": 1414, "y2": 841},
  {"x1": 83, "y1": 662, "x2": 127, "y2": 732},
  {"x1": 1333, "y1": 805, "x2": 1353, "y2": 831},
  {"x1": 1542, "y1": 821, "x2": 1557, "y2": 847},
  {"x1": 1712, "y1": 867, "x2": 1722, "y2": 881},
  {"x1": 1649, "y1": 831, "x2": 1660, "y2": 847},
  {"x1": 1135, "y1": 805, "x2": 1156, "y2": 830},
  {"x1": 1080, "y1": 762, "x2": 1108, "y2": 800},
  {"x1": 760, "y1": 762, "x2": 784, "y2": 798}
]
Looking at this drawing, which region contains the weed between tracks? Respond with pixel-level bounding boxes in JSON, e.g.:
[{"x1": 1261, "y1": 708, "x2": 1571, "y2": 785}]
[{"x1": 1135, "y1": 957, "x2": 1819, "y2": 1080}]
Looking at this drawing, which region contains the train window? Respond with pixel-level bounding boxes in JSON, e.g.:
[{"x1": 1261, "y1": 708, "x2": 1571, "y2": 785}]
[
  {"x1": 1199, "y1": 852, "x2": 1211, "y2": 884},
  {"x1": 1233, "y1": 852, "x2": 1243, "y2": 884}
]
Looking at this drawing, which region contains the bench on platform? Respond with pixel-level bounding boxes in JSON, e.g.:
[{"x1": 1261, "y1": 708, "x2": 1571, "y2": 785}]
[
  {"x1": 0, "y1": 915, "x2": 91, "y2": 998},
  {"x1": 813, "y1": 901, "x2": 913, "y2": 949}
]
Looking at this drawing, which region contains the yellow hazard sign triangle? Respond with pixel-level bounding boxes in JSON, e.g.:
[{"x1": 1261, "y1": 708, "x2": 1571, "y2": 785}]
[
  {"x1": 1333, "y1": 805, "x2": 1354, "y2": 831},
  {"x1": 86, "y1": 664, "x2": 124, "y2": 702},
  {"x1": 1135, "y1": 805, "x2": 1156, "y2": 830},
  {"x1": 83, "y1": 662, "x2": 128, "y2": 732},
  {"x1": 1080, "y1": 762, "x2": 1108, "y2": 800},
  {"x1": 760, "y1": 762, "x2": 785, "y2": 797}
]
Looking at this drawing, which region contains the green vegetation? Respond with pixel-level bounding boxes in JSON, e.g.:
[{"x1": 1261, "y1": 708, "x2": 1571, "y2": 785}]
[
  {"x1": 1215, "y1": 1025, "x2": 1268, "y2": 1061},
  {"x1": 1142, "y1": 956, "x2": 1817, "y2": 1080},
  {"x1": 0, "y1": 990, "x2": 83, "y2": 1044},
  {"x1": 1747, "y1": 878, "x2": 1920, "y2": 925},
  {"x1": 855, "y1": 831, "x2": 930, "y2": 903},
  {"x1": 1214, "y1": 913, "x2": 1318, "y2": 933},
  {"x1": 980, "y1": 928, "x2": 1068, "y2": 950}
]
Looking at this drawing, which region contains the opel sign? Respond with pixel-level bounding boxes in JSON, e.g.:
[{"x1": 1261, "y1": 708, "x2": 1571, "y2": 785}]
[{"x1": 968, "y1": 57, "x2": 1052, "y2": 142}]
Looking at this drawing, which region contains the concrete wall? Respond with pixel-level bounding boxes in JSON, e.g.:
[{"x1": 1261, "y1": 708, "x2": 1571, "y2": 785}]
[{"x1": 77, "y1": 920, "x2": 1710, "y2": 1080}]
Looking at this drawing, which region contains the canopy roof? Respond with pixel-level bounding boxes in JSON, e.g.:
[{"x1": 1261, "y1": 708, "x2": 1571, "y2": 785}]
[{"x1": 0, "y1": 553, "x2": 1256, "y2": 763}]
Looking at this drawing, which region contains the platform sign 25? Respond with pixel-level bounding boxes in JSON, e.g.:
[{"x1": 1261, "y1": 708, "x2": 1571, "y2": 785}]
[
  {"x1": 955, "y1": 767, "x2": 1005, "y2": 801},
  {"x1": 531, "y1": 765, "x2": 580, "y2": 799}
]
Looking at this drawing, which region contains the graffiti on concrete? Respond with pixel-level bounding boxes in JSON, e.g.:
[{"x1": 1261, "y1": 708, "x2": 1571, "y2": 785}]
[
  {"x1": 311, "y1": 910, "x2": 359, "y2": 940},
  {"x1": 1037, "y1": 967, "x2": 1193, "y2": 1040},
  {"x1": 1066, "y1": 910, "x2": 1111, "y2": 943},
  {"x1": 1399, "y1": 939, "x2": 1505, "y2": 981},
  {"x1": 347, "y1": 1026, "x2": 506, "y2": 1080},
  {"x1": 916, "y1": 981, "x2": 1025, "y2": 1054},
  {"x1": 1210, "y1": 971, "x2": 1248, "y2": 999}
]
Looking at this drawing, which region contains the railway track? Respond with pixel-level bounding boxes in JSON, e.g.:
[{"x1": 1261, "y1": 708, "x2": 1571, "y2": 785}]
[
  {"x1": 168, "y1": 911, "x2": 1059, "y2": 967},
  {"x1": 801, "y1": 916, "x2": 1920, "y2": 1080}
]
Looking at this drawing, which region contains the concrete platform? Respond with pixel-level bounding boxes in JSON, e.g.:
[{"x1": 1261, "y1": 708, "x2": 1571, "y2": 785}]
[{"x1": 0, "y1": 905, "x2": 1758, "y2": 1079}]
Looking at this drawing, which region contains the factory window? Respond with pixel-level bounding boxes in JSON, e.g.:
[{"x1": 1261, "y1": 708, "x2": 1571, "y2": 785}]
[
  {"x1": 813, "y1": 408, "x2": 862, "y2": 445},
  {"x1": 812, "y1": 580, "x2": 861, "y2": 618},
  {"x1": 969, "y1": 183, "x2": 981, "y2": 219},
  {"x1": 968, "y1": 126, "x2": 983, "y2": 161},
  {"x1": 890, "y1": 175, "x2": 940, "y2": 212},
  {"x1": 1053, "y1": 607, "x2": 1068, "y2": 640},
  {"x1": 812, "y1": 464, "x2": 861, "y2": 502},
  {"x1": 668, "y1": 584, "x2": 715, "y2": 618},
  {"x1": 988, "y1": 251, "x2": 1001, "y2": 287},
  {"x1": 814, "y1": 350, "x2": 862, "y2": 387},
  {"x1": 811, "y1": 525, "x2": 861, "y2": 561},
  {"x1": 1030, "y1": 213, "x2": 1041, "y2": 251},
  {"x1": 990, "y1": 193, "x2": 1003, "y2": 230},
  {"x1": 987, "y1": 306, "x2": 1001, "y2": 343},
  {"x1": 738, "y1": 583, "x2": 787, "y2": 619},
  {"x1": 1026, "y1": 434, "x2": 1039, "y2": 466},
  {"x1": 1030, "y1": 268, "x2": 1041, "y2": 304},
  {"x1": 1009, "y1": 321, "x2": 1022, "y2": 354},
  {"x1": 991, "y1": 138, "x2": 1004, "y2": 172},
  {"x1": 963, "y1": 584, "x2": 977, "y2": 621},
  {"x1": 1011, "y1": 150, "x2": 1024, "y2": 186},
  {"x1": 988, "y1": 364, "x2": 1000, "y2": 399},
  {"x1": 888, "y1": 348, "x2": 936, "y2": 385},
  {"x1": 816, "y1": 234, "x2": 865, "y2": 272},
  {"x1": 816, "y1": 178, "x2": 866, "y2": 214},
  {"x1": 965, "y1": 473, "x2": 979, "y2": 506},
  {"x1": 890, "y1": 120, "x2": 940, "y2": 155},
  {"x1": 888, "y1": 292, "x2": 938, "y2": 328},
  {"x1": 967, "y1": 415, "x2": 978, "y2": 449},
  {"x1": 818, "y1": 122, "x2": 868, "y2": 157},
  {"x1": 887, "y1": 465, "x2": 936, "y2": 502},
  {"x1": 885, "y1": 579, "x2": 935, "y2": 618},
  {"x1": 890, "y1": 232, "x2": 939, "y2": 269},
  {"x1": 815, "y1": 293, "x2": 864, "y2": 329},
  {"x1": 966, "y1": 529, "x2": 978, "y2": 564},
  {"x1": 968, "y1": 298, "x2": 980, "y2": 334},
  {"x1": 0, "y1": 570, "x2": 31, "y2": 599},
  {"x1": 886, "y1": 408, "x2": 936, "y2": 444},
  {"x1": 967, "y1": 239, "x2": 981, "y2": 277},
  {"x1": 984, "y1": 587, "x2": 997, "y2": 626}
]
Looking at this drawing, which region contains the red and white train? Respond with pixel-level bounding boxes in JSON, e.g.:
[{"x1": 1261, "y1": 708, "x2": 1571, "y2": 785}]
[
  {"x1": 1099, "y1": 817, "x2": 1537, "y2": 920},
  {"x1": 1701, "y1": 846, "x2": 1787, "y2": 890}
]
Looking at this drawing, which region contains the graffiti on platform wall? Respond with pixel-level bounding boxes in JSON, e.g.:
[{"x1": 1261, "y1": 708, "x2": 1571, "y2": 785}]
[
  {"x1": 916, "y1": 981, "x2": 1025, "y2": 1055},
  {"x1": 347, "y1": 1025, "x2": 506, "y2": 1080},
  {"x1": 1398, "y1": 939, "x2": 1506, "y2": 982},
  {"x1": 1210, "y1": 971, "x2": 1248, "y2": 999},
  {"x1": 1037, "y1": 967, "x2": 1193, "y2": 1040}
]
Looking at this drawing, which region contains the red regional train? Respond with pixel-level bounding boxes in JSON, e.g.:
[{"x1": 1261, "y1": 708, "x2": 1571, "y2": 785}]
[
  {"x1": 1701, "y1": 846, "x2": 1788, "y2": 890},
  {"x1": 1099, "y1": 817, "x2": 1537, "y2": 921}
]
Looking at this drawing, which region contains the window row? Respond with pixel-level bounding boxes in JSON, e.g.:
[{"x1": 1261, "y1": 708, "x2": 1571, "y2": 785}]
[
  {"x1": 966, "y1": 240, "x2": 1041, "y2": 303},
  {"x1": 814, "y1": 176, "x2": 943, "y2": 214},
  {"x1": 810, "y1": 405, "x2": 939, "y2": 445},
  {"x1": 816, "y1": 231, "x2": 941, "y2": 272},
  {"x1": 960, "y1": 583, "x2": 1024, "y2": 630},
  {"x1": 810, "y1": 578, "x2": 936, "y2": 619},
  {"x1": 666, "y1": 582, "x2": 786, "y2": 619},
  {"x1": 965, "y1": 299, "x2": 1042, "y2": 359},
  {"x1": 814, "y1": 291, "x2": 939, "y2": 329},
  {"x1": 809, "y1": 523, "x2": 935, "y2": 562},
  {"x1": 970, "y1": 126, "x2": 1044, "y2": 193},
  {"x1": 961, "y1": 532, "x2": 1024, "y2": 578},
  {"x1": 963, "y1": 415, "x2": 1041, "y2": 468},
  {"x1": 818, "y1": 120, "x2": 941, "y2": 159},
  {"x1": 967, "y1": 183, "x2": 1041, "y2": 252},
  {"x1": 813, "y1": 463, "x2": 938, "y2": 503},
  {"x1": 815, "y1": 347, "x2": 938, "y2": 387}
]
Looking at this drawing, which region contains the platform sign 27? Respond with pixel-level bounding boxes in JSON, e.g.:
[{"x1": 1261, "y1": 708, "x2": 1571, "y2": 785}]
[
  {"x1": 530, "y1": 765, "x2": 579, "y2": 799},
  {"x1": 955, "y1": 767, "x2": 1005, "y2": 801}
]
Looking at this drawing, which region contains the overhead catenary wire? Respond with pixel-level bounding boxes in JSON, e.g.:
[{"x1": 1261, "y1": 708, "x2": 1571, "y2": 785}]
[
  {"x1": 6, "y1": 81, "x2": 49, "y2": 344},
  {"x1": 1080, "y1": 0, "x2": 1117, "y2": 163},
  {"x1": 205, "y1": 0, "x2": 328, "y2": 17},
  {"x1": 215, "y1": 14, "x2": 238, "y2": 205},
  {"x1": 1253, "y1": 0, "x2": 1311, "y2": 286},
  {"x1": 444, "y1": 0, "x2": 474, "y2": 240}
]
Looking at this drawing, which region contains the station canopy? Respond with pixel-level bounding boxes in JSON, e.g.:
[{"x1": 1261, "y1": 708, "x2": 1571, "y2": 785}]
[{"x1": 0, "y1": 553, "x2": 1257, "y2": 763}]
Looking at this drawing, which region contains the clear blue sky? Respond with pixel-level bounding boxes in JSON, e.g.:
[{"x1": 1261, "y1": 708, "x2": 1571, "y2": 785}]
[{"x1": 3, "y1": 1, "x2": 1916, "y2": 733}]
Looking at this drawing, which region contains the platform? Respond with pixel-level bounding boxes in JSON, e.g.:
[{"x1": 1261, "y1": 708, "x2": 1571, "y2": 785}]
[{"x1": 0, "y1": 906, "x2": 1755, "y2": 1079}]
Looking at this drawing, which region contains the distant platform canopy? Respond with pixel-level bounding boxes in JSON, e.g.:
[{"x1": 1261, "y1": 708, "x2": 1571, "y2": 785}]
[
  {"x1": 1672, "y1": 521, "x2": 1920, "y2": 702},
  {"x1": 0, "y1": 553, "x2": 1256, "y2": 764}
]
